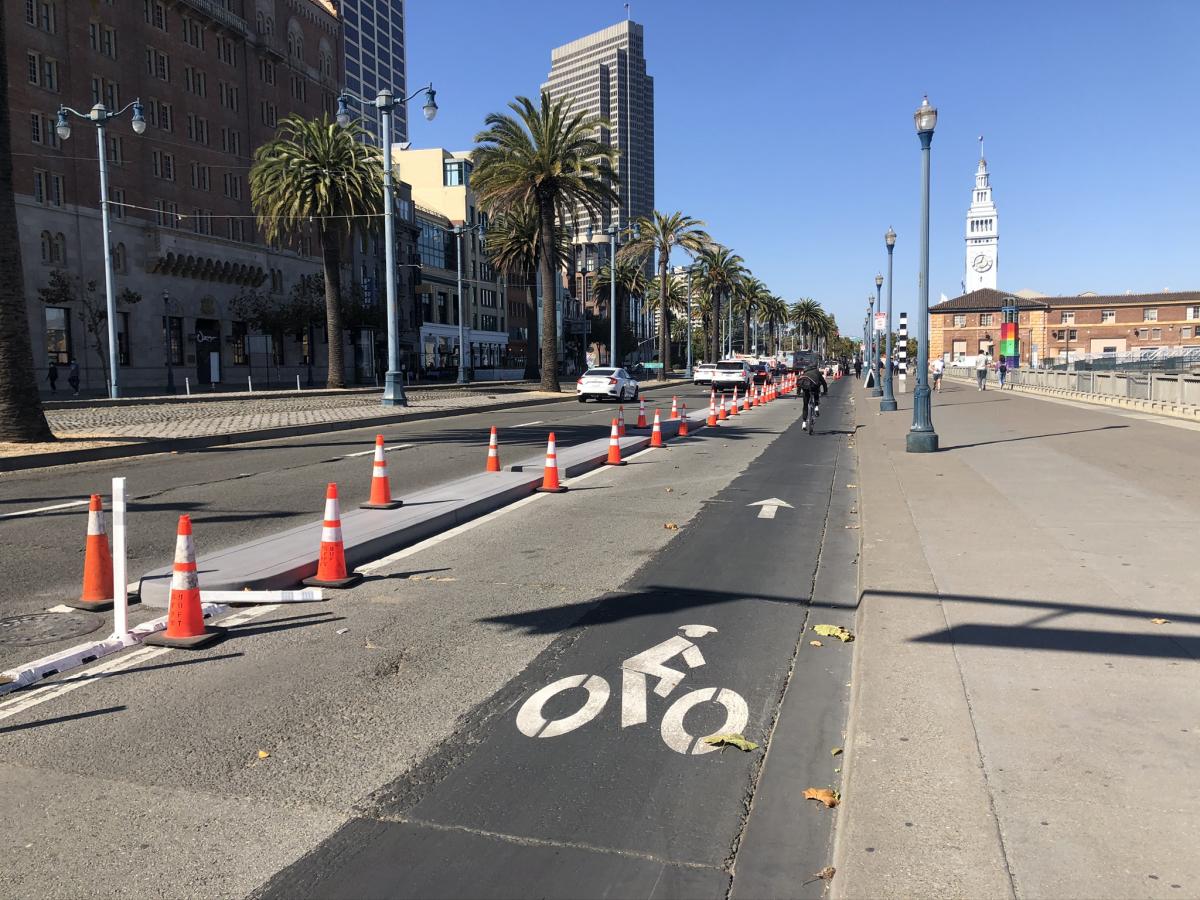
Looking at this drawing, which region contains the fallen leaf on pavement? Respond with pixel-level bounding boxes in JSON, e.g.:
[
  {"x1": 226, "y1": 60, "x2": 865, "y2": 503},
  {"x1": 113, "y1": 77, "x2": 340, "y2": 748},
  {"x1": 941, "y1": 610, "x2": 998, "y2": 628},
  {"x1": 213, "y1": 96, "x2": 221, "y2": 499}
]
[
  {"x1": 1150, "y1": 618, "x2": 1170, "y2": 625},
  {"x1": 664, "y1": 522, "x2": 679, "y2": 530},
  {"x1": 336, "y1": 627, "x2": 350, "y2": 635},
  {"x1": 702, "y1": 733, "x2": 759, "y2": 752},
  {"x1": 803, "y1": 787, "x2": 840, "y2": 808},
  {"x1": 809, "y1": 640, "x2": 823, "y2": 647},
  {"x1": 256, "y1": 750, "x2": 271, "y2": 760},
  {"x1": 814, "y1": 624, "x2": 855, "y2": 642},
  {"x1": 831, "y1": 747, "x2": 843, "y2": 756},
  {"x1": 813, "y1": 866, "x2": 836, "y2": 881},
  {"x1": 665, "y1": 487, "x2": 673, "y2": 493}
]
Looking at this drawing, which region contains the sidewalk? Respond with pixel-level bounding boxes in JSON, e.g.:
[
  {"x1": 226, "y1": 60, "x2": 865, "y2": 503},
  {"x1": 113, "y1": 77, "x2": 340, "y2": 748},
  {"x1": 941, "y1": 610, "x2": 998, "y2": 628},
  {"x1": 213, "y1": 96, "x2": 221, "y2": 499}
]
[{"x1": 835, "y1": 382, "x2": 1200, "y2": 899}]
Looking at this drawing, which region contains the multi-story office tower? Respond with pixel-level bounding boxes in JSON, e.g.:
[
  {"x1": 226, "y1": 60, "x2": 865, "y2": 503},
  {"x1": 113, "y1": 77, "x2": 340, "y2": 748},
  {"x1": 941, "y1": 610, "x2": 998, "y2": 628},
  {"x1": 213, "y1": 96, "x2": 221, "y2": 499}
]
[
  {"x1": 542, "y1": 20, "x2": 654, "y2": 345},
  {"x1": 335, "y1": 0, "x2": 408, "y2": 142}
]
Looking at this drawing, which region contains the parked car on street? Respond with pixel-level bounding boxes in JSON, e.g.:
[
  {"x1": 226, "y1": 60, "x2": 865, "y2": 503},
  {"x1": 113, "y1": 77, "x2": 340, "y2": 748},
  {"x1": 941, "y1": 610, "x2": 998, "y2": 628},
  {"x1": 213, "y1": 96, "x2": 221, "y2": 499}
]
[
  {"x1": 711, "y1": 359, "x2": 751, "y2": 393},
  {"x1": 693, "y1": 362, "x2": 717, "y2": 385},
  {"x1": 576, "y1": 368, "x2": 640, "y2": 402},
  {"x1": 750, "y1": 362, "x2": 772, "y2": 385}
]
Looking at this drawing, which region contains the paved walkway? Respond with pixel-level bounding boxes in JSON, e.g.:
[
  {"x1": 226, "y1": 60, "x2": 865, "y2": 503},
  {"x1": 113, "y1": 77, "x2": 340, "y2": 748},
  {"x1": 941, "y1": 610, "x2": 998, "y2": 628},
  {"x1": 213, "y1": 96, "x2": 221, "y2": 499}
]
[{"x1": 835, "y1": 382, "x2": 1200, "y2": 899}]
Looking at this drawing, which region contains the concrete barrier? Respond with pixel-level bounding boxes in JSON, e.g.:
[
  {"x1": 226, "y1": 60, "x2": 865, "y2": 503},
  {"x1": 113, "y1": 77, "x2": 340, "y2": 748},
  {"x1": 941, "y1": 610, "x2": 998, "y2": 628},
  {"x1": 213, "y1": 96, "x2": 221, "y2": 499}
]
[{"x1": 944, "y1": 371, "x2": 1200, "y2": 422}]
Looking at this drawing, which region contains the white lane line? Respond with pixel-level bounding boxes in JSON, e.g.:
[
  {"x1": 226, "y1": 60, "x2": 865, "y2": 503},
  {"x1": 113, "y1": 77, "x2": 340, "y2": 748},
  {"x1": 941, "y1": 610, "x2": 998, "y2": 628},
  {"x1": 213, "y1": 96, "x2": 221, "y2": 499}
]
[
  {"x1": 0, "y1": 604, "x2": 280, "y2": 723},
  {"x1": 0, "y1": 499, "x2": 89, "y2": 521},
  {"x1": 342, "y1": 443, "x2": 414, "y2": 458},
  {"x1": 359, "y1": 446, "x2": 656, "y2": 574},
  {"x1": 513, "y1": 421, "x2": 544, "y2": 428}
]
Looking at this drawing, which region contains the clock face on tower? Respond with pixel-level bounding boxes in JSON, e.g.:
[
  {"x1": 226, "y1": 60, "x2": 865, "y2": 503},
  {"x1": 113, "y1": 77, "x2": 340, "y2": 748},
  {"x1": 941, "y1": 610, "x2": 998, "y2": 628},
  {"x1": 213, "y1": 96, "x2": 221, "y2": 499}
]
[{"x1": 972, "y1": 253, "x2": 993, "y2": 273}]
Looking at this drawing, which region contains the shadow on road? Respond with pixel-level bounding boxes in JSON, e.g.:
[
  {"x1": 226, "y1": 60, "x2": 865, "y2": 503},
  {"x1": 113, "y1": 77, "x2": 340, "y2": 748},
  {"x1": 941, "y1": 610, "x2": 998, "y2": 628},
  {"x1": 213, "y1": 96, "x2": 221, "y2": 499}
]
[
  {"x1": 0, "y1": 704, "x2": 126, "y2": 735},
  {"x1": 939, "y1": 424, "x2": 1128, "y2": 451}
]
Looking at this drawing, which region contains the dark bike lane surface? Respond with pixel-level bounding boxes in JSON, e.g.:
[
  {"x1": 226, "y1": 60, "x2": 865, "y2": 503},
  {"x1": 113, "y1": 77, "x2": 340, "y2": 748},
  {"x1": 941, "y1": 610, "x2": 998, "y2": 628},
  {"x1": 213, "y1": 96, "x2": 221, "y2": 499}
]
[{"x1": 255, "y1": 384, "x2": 859, "y2": 900}]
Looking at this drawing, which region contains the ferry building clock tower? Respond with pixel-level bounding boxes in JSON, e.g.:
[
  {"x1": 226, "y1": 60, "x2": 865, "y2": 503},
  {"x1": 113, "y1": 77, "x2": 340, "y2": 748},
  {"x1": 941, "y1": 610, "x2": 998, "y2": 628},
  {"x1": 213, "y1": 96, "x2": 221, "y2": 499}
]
[{"x1": 965, "y1": 138, "x2": 998, "y2": 291}]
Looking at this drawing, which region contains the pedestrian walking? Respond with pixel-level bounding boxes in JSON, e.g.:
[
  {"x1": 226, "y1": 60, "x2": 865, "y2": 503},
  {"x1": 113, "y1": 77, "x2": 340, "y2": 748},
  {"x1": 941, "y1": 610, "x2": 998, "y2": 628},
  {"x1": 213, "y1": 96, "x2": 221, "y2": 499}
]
[
  {"x1": 67, "y1": 359, "x2": 80, "y2": 396},
  {"x1": 854, "y1": 357, "x2": 862, "y2": 378},
  {"x1": 46, "y1": 360, "x2": 59, "y2": 393},
  {"x1": 976, "y1": 352, "x2": 989, "y2": 391},
  {"x1": 932, "y1": 357, "x2": 944, "y2": 393},
  {"x1": 998, "y1": 360, "x2": 1007, "y2": 389}
]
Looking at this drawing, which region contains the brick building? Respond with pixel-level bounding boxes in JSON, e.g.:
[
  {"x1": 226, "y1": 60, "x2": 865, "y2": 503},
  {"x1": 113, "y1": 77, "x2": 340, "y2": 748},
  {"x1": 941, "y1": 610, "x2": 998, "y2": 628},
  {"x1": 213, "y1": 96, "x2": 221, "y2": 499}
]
[
  {"x1": 10, "y1": 0, "x2": 411, "y2": 394},
  {"x1": 931, "y1": 288, "x2": 1200, "y2": 367}
]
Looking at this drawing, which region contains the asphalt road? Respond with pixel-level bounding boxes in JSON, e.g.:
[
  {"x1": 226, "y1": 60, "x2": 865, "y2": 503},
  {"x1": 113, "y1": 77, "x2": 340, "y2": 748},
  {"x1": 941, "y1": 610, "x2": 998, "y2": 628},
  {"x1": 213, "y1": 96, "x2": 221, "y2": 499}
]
[
  {"x1": 0, "y1": 378, "x2": 857, "y2": 899},
  {"x1": 0, "y1": 381, "x2": 711, "y2": 635}
]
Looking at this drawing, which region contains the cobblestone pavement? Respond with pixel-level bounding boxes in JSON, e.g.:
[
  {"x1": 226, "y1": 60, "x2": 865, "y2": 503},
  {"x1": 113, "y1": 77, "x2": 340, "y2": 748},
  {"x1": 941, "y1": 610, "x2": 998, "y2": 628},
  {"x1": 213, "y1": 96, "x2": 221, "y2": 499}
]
[{"x1": 42, "y1": 387, "x2": 543, "y2": 440}]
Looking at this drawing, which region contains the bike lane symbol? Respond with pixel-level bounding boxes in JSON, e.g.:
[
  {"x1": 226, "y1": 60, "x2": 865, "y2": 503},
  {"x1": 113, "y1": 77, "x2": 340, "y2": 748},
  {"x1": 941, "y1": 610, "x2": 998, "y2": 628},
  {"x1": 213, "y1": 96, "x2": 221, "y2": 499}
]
[{"x1": 515, "y1": 624, "x2": 749, "y2": 755}]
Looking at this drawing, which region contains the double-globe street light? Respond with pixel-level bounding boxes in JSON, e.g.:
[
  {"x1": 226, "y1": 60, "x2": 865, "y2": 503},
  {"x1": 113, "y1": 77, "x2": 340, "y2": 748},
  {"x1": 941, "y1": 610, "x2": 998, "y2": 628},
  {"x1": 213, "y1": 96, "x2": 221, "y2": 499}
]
[
  {"x1": 605, "y1": 221, "x2": 639, "y2": 369},
  {"x1": 867, "y1": 292, "x2": 877, "y2": 393},
  {"x1": 336, "y1": 84, "x2": 438, "y2": 406},
  {"x1": 55, "y1": 100, "x2": 147, "y2": 399},
  {"x1": 880, "y1": 227, "x2": 898, "y2": 411},
  {"x1": 907, "y1": 95, "x2": 939, "y2": 453},
  {"x1": 871, "y1": 277, "x2": 884, "y2": 397}
]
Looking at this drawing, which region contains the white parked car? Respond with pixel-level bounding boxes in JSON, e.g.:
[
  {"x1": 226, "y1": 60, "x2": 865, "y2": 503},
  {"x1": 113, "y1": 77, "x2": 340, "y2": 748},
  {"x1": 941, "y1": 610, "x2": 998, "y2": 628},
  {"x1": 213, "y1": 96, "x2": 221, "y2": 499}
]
[
  {"x1": 576, "y1": 367, "x2": 640, "y2": 402},
  {"x1": 711, "y1": 359, "x2": 751, "y2": 393},
  {"x1": 692, "y1": 362, "x2": 717, "y2": 385}
]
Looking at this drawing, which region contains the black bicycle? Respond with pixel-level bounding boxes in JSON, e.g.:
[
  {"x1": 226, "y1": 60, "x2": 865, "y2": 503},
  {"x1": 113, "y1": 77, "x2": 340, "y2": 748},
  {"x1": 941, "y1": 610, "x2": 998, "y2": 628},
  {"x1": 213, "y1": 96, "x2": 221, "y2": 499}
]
[{"x1": 803, "y1": 390, "x2": 819, "y2": 435}]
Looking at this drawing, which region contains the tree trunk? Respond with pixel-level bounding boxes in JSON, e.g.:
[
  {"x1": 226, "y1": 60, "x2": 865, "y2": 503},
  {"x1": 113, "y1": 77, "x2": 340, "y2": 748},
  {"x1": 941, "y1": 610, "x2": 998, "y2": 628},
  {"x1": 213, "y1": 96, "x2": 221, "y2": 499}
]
[
  {"x1": 537, "y1": 198, "x2": 559, "y2": 392},
  {"x1": 743, "y1": 306, "x2": 752, "y2": 356},
  {"x1": 0, "y1": 2, "x2": 53, "y2": 442},
  {"x1": 319, "y1": 226, "x2": 346, "y2": 389},
  {"x1": 710, "y1": 291, "x2": 722, "y2": 362},
  {"x1": 523, "y1": 265, "x2": 539, "y2": 380},
  {"x1": 657, "y1": 251, "x2": 669, "y2": 379}
]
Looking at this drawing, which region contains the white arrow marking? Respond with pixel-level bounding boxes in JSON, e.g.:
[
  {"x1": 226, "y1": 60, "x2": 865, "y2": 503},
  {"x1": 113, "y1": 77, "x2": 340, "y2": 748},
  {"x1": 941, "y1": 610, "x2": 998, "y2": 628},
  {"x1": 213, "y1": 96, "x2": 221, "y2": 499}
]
[{"x1": 748, "y1": 497, "x2": 793, "y2": 519}]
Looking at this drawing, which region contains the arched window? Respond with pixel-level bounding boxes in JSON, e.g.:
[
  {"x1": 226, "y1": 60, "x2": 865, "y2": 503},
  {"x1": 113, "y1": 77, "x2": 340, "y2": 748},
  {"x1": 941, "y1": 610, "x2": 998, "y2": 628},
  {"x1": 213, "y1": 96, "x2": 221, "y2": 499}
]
[
  {"x1": 256, "y1": 11, "x2": 263, "y2": 32},
  {"x1": 287, "y1": 20, "x2": 303, "y2": 61},
  {"x1": 40, "y1": 231, "x2": 52, "y2": 264},
  {"x1": 266, "y1": 17, "x2": 273, "y2": 35},
  {"x1": 54, "y1": 233, "x2": 67, "y2": 264}
]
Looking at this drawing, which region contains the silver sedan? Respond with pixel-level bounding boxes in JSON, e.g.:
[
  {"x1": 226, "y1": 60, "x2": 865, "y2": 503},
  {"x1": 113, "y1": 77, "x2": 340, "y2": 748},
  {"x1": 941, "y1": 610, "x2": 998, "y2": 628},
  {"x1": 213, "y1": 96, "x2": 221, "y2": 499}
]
[{"x1": 576, "y1": 368, "x2": 640, "y2": 402}]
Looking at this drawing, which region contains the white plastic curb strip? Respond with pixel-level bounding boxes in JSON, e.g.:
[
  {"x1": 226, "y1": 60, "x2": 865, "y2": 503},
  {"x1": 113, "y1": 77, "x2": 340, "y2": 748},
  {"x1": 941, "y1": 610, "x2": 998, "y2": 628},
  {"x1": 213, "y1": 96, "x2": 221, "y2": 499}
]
[{"x1": 199, "y1": 589, "x2": 325, "y2": 604}]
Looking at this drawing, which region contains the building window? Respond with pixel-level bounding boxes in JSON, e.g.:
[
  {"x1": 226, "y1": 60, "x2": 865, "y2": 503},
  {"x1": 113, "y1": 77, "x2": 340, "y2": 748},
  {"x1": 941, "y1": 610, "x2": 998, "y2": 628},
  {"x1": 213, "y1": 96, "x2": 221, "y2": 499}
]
[
  {"x1": 33, "y1": 170, "x2": 63, "y2": 206},
  {"x1": 182, "y1": 16, "x2": 204, "y2": 49},
  {"x1": 27, "y1": 52, "x2": 59, "y2": 91},
  {"x1": 146, "y1": 48, "x2": 170, "y2": 82},
  {"x1": 979, "y1": 313, "x2": 993, "y2": 326},
  {"x1": 29, "y1": 1, "x2": 56, "y2": 32},
  {"x1": 45, "y1": 307, "x2": 71, "y2": 364},
  {"x1": 190, "y1": 208, "x2": 213, "y2": 235},
  {"x1": 1182, "y1": 327, "x2": 1193, "y2": 339},
  {"x1": 228, "y1": 218, "x2": 246, "y2": 242},
  {"x1": 39, "y1": 230, "x2": 66, "y2": 265},
  {"x1": 144, "y1": 0, "x2": 166, "y2": 30},
  {"x1": 111, "y1": 242, "x2": 126, "y2": 273},
  {"x1": 952, "y1": 314, "x2": 966, "y2": 328},
  {"x1": 1136, "y1": 328, "x2": 1148, "y2": 340},
  {"x1": 89, "y1": 21, "x2": 118, "y2": 57},
  {"x1": 258, "y1": 59, "x2": 276, "y2": 85},
  {"x1": 116, "y1": 311, "x2": 130, "y2": 365},
  {"x1": 155, "y1": 199, "x2": 179, "y2": 228},
  {"x1": 1143, "y1": 308, "x2": 1158, "y2": 322},
  {"x1": 220, "y1": 128, "x2": 242, "y2": 155},
  {"x1": 232, "y1": 321, "x2": 248, "y2": 365},
  {"x1": 1187, "y1": 306, "x2": 1200, "y2": 321},
  {"x1": 111, "y1": 188, "x2": 126, "y2": 219},
  {"x1": 184, "y1": 66, "x2": 207, "y2": 97},
  {"x1": 215, "y1": 35, "x2": 235, "y2": 66},
  {"x1": 1151, "y1": 328, "x2": 1162, "y2": 341},
  {"x1": 165, "y1": 315, "x2": 184, "y2": 365},
  {"x1": 190, "y1": 162, "x2": 210, "y2": 191},
  {"x1": 106, "y1": 135, "x2": 124, "y2": 164},
  {"x1": 1060, "y1": 310, "x2": 1075, "y2": 324},
  {"x1": 218, "y1": 82, "x2": 239, "y2": 111},
  {"x1": 222, "y1": 173, "x2": 243, "y2": 199},
  {"x1": 151, "y1": 149, "x2": 175, "y2": 181},
  {"x1": 443, "y1": 161, "x2": 465, "y2": 186},
  {"x1": 1101, "y1": 309, "x2": 1115, "y2": 323},
  {"x1": 260, "y1": 101, "x2": 277, "y2": 126}
]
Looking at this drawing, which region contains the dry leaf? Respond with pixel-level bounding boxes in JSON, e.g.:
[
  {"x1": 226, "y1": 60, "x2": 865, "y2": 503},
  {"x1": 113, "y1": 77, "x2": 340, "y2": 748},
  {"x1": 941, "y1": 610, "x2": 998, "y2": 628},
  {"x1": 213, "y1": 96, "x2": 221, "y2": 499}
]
[
  {"x1": 1150, "y1": 618, "x2": 1170, "y2": 625},
  {"x1": 814, "y1": 624, "x2": 855, "y2": 643},
  {"x1": 665, "y1": 487, "x2": 673, "y2": 493},
  {"x1": 831, "y1": 747, "x2": 843, "y2": 756},
  {"x1": 803, "y1": 787, "x2": 840, "y2": 808},
  {"x1": 809, "y1": 640, "x2": 823, "y2": 647},
  {"x1": 813, "y1": 867, "x2": 836, "y2": 881},
  {"x1": 664, "y1": 522, "x2": 679, "y2": 530},
  {"x1": 256, "y1": 750, "x2": 270, "y2": 760},
  {"x1": 703, "y1": 733, "x2": 759, "y2": 752}
]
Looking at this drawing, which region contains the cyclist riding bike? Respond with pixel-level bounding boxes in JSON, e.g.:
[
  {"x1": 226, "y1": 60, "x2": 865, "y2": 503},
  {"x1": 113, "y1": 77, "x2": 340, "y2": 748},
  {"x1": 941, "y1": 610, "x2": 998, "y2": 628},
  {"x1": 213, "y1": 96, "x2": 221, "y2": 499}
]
[{"x1": 799, "y1": 364, "x2": 828, "y2": 431}]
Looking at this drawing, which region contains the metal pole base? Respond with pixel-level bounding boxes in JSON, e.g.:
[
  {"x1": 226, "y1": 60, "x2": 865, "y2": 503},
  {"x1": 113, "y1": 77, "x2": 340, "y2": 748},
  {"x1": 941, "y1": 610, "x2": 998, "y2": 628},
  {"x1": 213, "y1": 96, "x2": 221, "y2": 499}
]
[
  {"x1": 879, "y1": 398, "x2": 898, "y2": 412},
  {"x1": 906, "y1": 430, "x2": 939, "y2": 453},
  {"x1": 871, "y1": 387, "x2": 883, "y2": 398},
  {"x1": 381, "y1": 371, "x2": 408, "y2": 407}
]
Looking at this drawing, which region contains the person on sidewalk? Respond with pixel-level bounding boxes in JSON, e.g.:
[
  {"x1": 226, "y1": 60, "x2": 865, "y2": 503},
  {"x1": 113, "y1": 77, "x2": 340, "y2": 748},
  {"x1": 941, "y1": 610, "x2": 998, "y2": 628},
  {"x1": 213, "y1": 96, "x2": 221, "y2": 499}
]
[
  {"x1": 853, "y1": 357, "x2": 862, "y2": 378},
  {"x1": 998, "y1": 359, "x2": 1007, "y2": 389},
  {"x1": 67, "y1": 359, "x2": 80, "y2": 397},
  {"x1": 799, "y1": 363, "x2": 827, "y2": 430},
  {"x1": 46, "y1": 361, "x2": 58, "y2": 394},
  {"x1": 932, "y1": 357, "x2": 944, "y2": 393},
  {"x1": 975, "y1": 353, "x2": 989, "y2": 391}
]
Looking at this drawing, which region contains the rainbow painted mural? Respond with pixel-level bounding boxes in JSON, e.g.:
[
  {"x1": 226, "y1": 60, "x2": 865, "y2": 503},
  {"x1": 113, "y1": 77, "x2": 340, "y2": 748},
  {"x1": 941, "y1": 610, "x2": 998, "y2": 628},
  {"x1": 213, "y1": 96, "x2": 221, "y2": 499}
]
[{"x1": 1000, "y1": 322, "x2": 1019, "y2": 368}]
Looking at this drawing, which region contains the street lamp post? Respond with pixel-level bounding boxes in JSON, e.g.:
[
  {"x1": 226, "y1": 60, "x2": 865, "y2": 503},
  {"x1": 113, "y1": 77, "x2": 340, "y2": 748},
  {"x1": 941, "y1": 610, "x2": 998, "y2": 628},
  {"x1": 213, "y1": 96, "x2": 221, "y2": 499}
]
[
  {"x1": 337, "y1": 84, "x2": 438, "y2": 406},
  {"x1": 162, "y1": 290, "x2": 175, "y2": 394},
  {"x1": 56, "y1": 100, "x2": 146, "y2": 399},
  {"x1": 871, "y1": 282, "x2": 884, "y2": 397},
  {"x1": 881, "y1": 228, "x2": 898, "y2": 411},
  {"x1": 867, "y1": 293, "x2": 876, "y2": 391},
  {"x1": 907, "y1": 95, "x2": 939, "y2": 453},
  {"x1": 452, "y1": 221, "x2": 486, "y2": 384}
]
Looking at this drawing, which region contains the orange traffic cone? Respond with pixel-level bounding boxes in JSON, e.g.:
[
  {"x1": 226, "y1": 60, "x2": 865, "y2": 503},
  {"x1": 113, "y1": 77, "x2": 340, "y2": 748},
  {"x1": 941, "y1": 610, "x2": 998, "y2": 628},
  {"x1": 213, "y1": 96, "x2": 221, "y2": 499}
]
[
  {"x1": 670, "y1": 396, "x2": 679, "y2": 420},
  {"x1": 742, "y1": 389, "x2": 750, "y2": 412},
  {"x1": 617, "y1": 405, "x2": 627, "y2": 437},
  {"x1": 636, "y1": 397, "x2": 648, "y2": 428},
  {"x1": 649, "y1": 410, "x2": 664, "y2": 447},
  {"x1": 361, "y1": 434, "x2": 403, "y2": 509},
  {"x1": 68, "y1": 494, "x2": 115, "y2": 611},
  {"x1": 143, "y1": 515, "x2": 222, "y2": 649},
  {"x1": 605, "y1": 418, "x2": 626, "y2": 466},
  {"x1": 485, "y1": 426, "x2": 502, "y2": 473},
  {"x1": 536, "y1": 432, "x2": 567, "y2": 493},
  {"x1": 718, "y1": 395, "x2": 728, "y2": 421},
  {"x1": 678, "y1": 402, "x2": 690, "y2": 437},
  {"x1": 730, "y1": 386, "x2": 740, "y2": 416},
  {"x1": 706, "y1": 391, "x2": 718, "y2": 427},
  {"x1": 303, "y1": 483, "x2": 362, "y2": 588}
]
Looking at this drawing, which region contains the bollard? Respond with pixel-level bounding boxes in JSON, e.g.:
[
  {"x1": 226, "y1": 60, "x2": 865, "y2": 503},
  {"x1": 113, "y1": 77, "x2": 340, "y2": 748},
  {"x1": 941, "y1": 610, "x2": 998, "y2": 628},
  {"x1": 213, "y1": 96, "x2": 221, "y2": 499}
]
[
  {"x1": 185, "y1": 377, "x2": 191, "y2": 396},
  {"x1": 247, "y1": 375, "x2": 253, "y2": 393},
  {"x1": 111, "y1": 477, "x2": 130, "y2": 640},
  {"x1": 296, "y1": 374, "x2": 302, "y2": 392}
]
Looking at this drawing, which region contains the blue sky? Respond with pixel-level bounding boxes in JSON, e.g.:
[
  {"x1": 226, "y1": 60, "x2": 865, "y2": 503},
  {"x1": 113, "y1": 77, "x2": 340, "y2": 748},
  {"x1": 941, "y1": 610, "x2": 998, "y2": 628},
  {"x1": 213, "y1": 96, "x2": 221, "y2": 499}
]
[{"x1": 407, "y1": 0, "x2": 1200, "y2": 336}]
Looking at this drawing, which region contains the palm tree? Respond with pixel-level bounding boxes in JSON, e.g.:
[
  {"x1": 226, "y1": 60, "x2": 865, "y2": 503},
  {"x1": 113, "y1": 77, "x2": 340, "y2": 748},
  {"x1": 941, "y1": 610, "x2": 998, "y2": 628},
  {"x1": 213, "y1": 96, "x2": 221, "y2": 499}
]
[
  {"x1": 484, "y1": 200, "x2": 567, "y2": 379},
  {"x1": 0, "y1": 5, "x2": 53, "y2": 442},
  {"x1": 791, "y1": 298, "x2": 824, "y2": 350},
  {"x1": 620, "y1": 211, "x2": 709, "y2": 378},
  {"x1": 733, "y1": 275, "x2": 772, "y2": 356},
  {"x1": 760, "y1": 294, "x2": 789, "y2": 355},
  {"x1": 591, "y1": 257, "x2": 649, "y2": 364},
  {"x1": 693, "y1": 245, "x2": 744, "y2": 363},
  {"x1": 472, "y1": 94, "x2": 617, "y2": 392},
  {"x1": 250, "y1": 114, "x2": 382, "y2": 389}
]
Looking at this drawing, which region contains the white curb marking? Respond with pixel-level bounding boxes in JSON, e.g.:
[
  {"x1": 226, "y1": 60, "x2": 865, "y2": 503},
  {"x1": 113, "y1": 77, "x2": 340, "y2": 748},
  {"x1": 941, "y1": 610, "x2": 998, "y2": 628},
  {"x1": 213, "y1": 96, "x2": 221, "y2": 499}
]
[{"x1": 0, "y1": 499, "x2": 89, "y2": 521}]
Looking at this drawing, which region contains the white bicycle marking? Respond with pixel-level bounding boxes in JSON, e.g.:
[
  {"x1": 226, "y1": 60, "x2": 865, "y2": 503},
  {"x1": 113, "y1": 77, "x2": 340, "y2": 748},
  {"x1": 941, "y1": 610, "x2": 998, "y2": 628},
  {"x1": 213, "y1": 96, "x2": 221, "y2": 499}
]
[
  {"x1": 659, "y1": 687, "x2": 749, "y2": 755},
  {"x1": 516, "y1": 674, "x2": 610, "y2": 738},
  {"x1": 515, "y1": 624, "x2": 750, "y2": 756}
]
